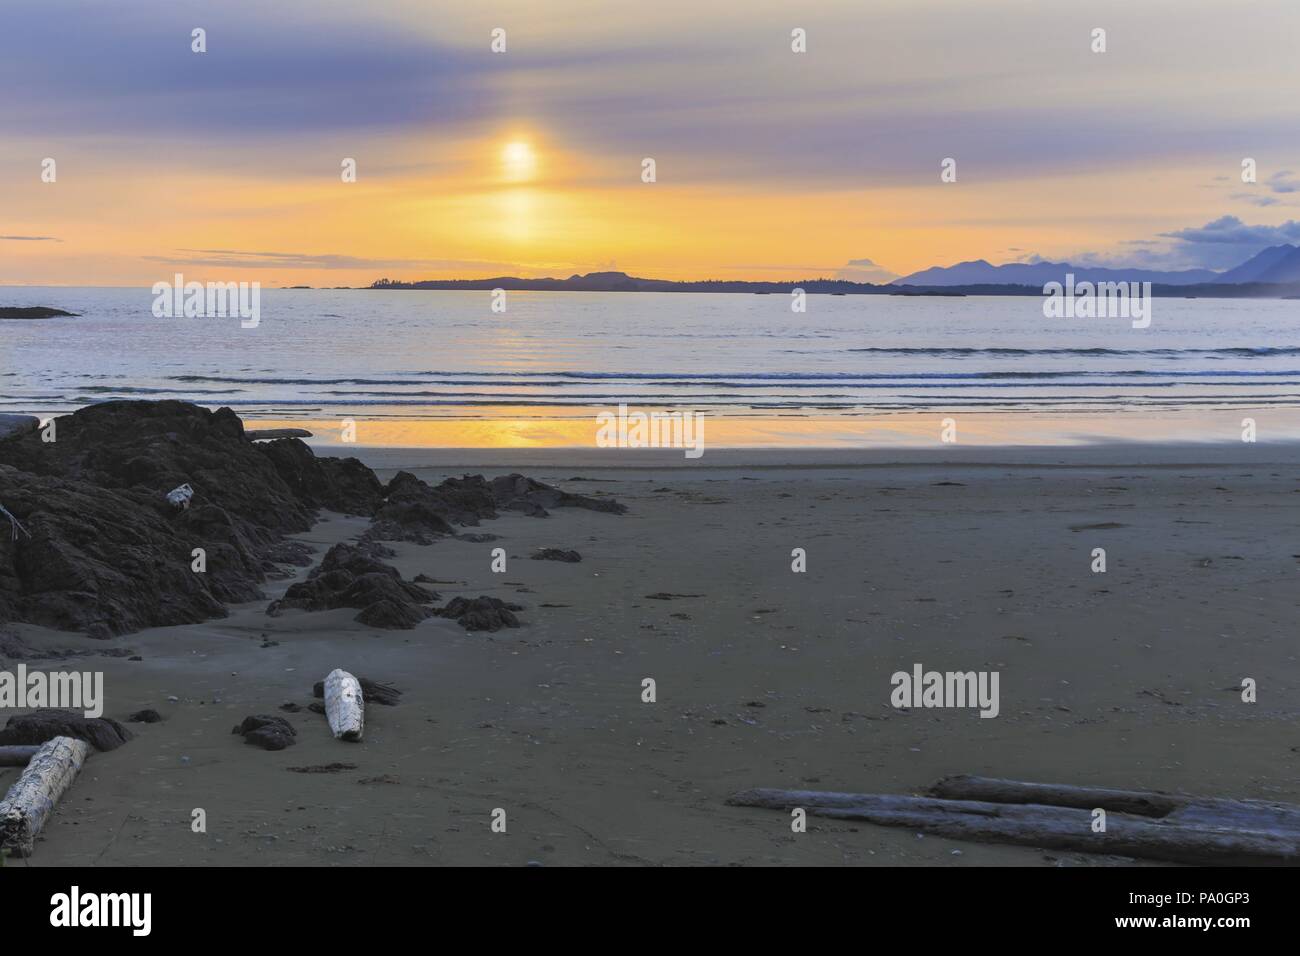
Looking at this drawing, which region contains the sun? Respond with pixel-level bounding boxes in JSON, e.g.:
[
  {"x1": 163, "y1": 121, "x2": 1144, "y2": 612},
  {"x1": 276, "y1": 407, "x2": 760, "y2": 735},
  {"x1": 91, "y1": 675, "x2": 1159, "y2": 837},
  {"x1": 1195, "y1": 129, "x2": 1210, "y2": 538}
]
[{"x1": 501, "y1": 140, "x2": 537, "y2": 182}]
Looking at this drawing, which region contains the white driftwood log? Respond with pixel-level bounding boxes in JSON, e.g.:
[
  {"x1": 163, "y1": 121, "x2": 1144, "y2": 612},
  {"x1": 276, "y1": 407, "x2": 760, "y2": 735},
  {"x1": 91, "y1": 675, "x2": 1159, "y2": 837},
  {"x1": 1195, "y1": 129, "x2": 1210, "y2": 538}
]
[
  {"x1": 324, "y1": 669, "x2": 364, "y2": 742},
  {"x1": 728, "y1": 782, "x2": 1300, "y2": 866},
  {"x1": 0, "y1": 736, "x2": 91, "y2": 857},
  {"x1": 0, "y1": 745, "x2": 40, "y2": 766}
]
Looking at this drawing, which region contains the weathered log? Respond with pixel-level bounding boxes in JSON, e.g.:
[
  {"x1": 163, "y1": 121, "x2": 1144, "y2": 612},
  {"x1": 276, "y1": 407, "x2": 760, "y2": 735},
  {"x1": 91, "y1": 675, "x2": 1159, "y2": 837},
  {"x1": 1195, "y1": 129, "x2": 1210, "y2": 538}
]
[
  {"x1": 312, "y1": 676, "x2": 402, "y2": 707},
  {"x1": 728, "y1": 785, "x2": 1300, "y2": 866},
  {"x1": 324, "y1": 669, "x2": 364, "y2": 742},
  {"x1": 930, "y1": 775, "x2": 1184, "y2": 815},
  {"x1": 246, "y1": 428, "x2": 313, "y2": 441},
  {"x1": 930, "y1": 775, "x2": 1300, "y2": 831},
  {"x1": 0, "y1": 736, "x2": 91, "y2": 857},
  {"x1": 0, "y1": 745, "x2": 40, "y2": 766}
]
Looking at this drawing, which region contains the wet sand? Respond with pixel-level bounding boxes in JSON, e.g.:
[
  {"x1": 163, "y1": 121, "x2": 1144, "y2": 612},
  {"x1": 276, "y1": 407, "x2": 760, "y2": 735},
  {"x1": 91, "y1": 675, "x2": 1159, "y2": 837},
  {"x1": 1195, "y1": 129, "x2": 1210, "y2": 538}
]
[{"x1": 7, "y1": 444, "x2": 1300, "y2": 866}]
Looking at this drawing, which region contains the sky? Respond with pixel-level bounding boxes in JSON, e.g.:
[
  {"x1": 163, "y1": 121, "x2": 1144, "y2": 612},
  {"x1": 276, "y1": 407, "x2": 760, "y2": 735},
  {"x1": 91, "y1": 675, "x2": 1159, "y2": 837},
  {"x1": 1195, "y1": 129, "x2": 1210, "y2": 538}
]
[{"x1": 2, "y1": 0, "x2": 1299, "y2": 286}]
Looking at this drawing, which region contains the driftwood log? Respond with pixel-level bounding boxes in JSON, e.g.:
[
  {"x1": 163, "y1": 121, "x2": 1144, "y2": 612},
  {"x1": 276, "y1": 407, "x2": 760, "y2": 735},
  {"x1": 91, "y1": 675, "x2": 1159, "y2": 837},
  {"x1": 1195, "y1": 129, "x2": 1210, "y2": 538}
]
[
  {"x1": 324, "y1": 669, "x2": 364, "y2": 742},
  {"x1": 0, "y1": 746, "x2": 40, "y2": 766},
  {"x1": 0, "y1": 736, "x2": 91, "y2": 857},
  {"x1": 312, "y1": 676, "x2": 401, "y2": 707},
  {"x1": 728, "y1": 776, "x2": 1300, "y2": 866},
  {"x1": 246, "y1": 428, "x2": 313, "y2": 441}
]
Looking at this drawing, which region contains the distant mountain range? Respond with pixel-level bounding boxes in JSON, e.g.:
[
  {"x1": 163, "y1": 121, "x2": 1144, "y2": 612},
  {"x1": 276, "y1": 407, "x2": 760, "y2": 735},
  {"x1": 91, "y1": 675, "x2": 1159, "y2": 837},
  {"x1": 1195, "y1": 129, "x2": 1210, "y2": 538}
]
[
  {"x1": 892, "y1": 261, "x2": 1220, "y2": 287},
  {"x1": 1216, "y1": 244, "x2": 1300, "y2": 284},
  {"x1": 892, "y1": 244, "x2": 1300, "y2": 287},
  {"x1": 368, "y1": 246, "x2": 1300, "y2": 297}
]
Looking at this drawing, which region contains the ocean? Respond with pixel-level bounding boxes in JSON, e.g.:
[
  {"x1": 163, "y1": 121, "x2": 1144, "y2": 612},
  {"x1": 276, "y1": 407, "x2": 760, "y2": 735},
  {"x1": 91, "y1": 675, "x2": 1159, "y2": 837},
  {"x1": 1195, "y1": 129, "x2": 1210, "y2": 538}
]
[{"x1": 4, "y1": 288, "x2": 1300, "y2": 446}]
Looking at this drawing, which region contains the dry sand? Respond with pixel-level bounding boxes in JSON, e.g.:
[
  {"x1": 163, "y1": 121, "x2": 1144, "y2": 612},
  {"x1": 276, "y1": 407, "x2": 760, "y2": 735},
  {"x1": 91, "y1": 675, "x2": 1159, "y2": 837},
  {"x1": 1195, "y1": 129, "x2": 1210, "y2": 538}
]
[{"x1": 6, "y1": 444, "x2": 1299, "y2": 866}]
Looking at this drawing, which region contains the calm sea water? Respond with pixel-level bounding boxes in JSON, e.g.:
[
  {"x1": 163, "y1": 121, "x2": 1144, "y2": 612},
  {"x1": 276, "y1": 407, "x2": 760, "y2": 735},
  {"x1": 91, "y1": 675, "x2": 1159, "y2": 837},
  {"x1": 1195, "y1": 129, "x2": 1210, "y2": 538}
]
[{"x1": 3, "y1": 288, "x2": 1300, "y2": 443}]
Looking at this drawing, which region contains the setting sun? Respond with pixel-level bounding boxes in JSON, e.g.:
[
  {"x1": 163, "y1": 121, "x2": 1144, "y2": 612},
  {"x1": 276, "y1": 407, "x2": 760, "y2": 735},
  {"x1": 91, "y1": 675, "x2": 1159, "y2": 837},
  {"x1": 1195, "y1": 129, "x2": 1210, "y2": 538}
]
[{"x1": 501, "y1": 140, "x2": 537, "y2": 183}]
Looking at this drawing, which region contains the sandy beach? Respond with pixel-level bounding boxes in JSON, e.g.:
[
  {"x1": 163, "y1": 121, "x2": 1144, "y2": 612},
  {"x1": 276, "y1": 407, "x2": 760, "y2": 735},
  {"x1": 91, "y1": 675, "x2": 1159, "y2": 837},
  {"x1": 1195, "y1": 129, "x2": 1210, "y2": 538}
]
[{"x1": 6, "y1": 441, "x2": 1297, "y2": 867}]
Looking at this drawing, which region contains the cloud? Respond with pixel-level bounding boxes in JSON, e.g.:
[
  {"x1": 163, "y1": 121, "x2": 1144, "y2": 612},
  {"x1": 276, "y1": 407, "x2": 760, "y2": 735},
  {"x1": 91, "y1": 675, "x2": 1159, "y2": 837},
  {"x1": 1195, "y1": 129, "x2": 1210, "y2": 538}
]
[
  {"x1": 0, "y1": 235, "x2": 60, "y2": 241},
  {"x1": 142, "y1": 249, "x2": 532, "y2": 273},
  {"x1": 0, "y1": 2, "x2": 497, "y2": 139},
  {"x1": 1059, "y1": 216, "x2": 1300, "y2": 272},
  {"x1": 1232, "y1": 192, "x2": 1283, "y2": 207},
  {"x1": 1159, "y1": 215, "x2": 1300, "y2": 245},
  {"x1": 1266, "y1": 170, "x2": 1299, "y2": 194},
  {"x1": 6, "y1": 0, "x2": 1299, "y2": 193},
  {"x1": 834, "y1": 258, "x2": 898, "y2": 283}
]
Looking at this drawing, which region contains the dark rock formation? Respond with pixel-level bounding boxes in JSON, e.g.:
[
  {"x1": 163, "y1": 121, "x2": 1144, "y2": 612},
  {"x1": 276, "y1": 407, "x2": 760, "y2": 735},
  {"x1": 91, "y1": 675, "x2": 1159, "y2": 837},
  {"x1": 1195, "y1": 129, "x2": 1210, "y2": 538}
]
[
  {"x1": 531, "y1": 548, "x2": 582, "y2": 563},
  {"x1": 0, "y1": 401, "x2": 624, "y2": 637},
  {"x1": 257, "y1": 437, "x2": 384, "y2": 516},
  {"x1": 0, "y1": 402, "x2": 384, "y2": 636},
  {"x1": 232, "y1": 714, "x2": 296, "y2": 750},
  {"x1": 0, "y1": 468, "x2": 231, "y2": 637},
  {"x1": 0, "y1": 708, "x2": 132, "y2": 751},
  {"x1": 367, "y1": 472, "x2": 492, "y2": 543},
  {"x1": 266, "y1": 542, "x2": 437, "y2": 629},
  {"x1": 489, "y1": 474, "x2": 627, "y2": 517},
  {"x1": 436, "y1": 595, "x2": 523, "y2": 632},
  {"x1": 0, "y1": 415, "x2": 39, "y2": 440},
  {"x1": 128, "y1": 709, "x2": 163, "y2": 723},
  {"x1": 0, "y1": 307, "x2": 78, "y2": 319},
  {"x1": 368, "y1": 471, "x2": 623, "y2": 543}
]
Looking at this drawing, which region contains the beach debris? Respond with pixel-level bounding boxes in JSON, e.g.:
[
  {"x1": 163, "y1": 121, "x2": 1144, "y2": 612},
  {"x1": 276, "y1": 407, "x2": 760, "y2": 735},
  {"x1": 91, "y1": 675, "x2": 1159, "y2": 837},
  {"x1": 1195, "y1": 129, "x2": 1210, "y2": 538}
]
[
  {"x1": 0, "y1": 503, "x2": 30, "y2": 542},
  {"x1": 728, "y1": 775, "x2": 1300, "y2": 866},
  {"x1": 323, "y1": 669, "x2": 364, "y2": 742},
  {"x1": 0, "y1": 709, "x2": 132, "y2": 752},
  {"x1": 435, "y1": 595, "x2": 522, "y2": 631},
  {"x1": 165, "y1": 482, "x2": 194, "y2": 510},
  {"x1": 287, "y1": 762, "x2": 357, "y2": 774},
  {"x1": 312, "y1": 676, "x2": 401, "y2": 707},
  {"x1": 232, "y1": 714, "x2": 297, "y2": 751},
  {"x1": 531, "y1": 548, "x2": 582, "y2": 563},
  {"x1": 0, "y1": 735, "x2": 91, "y2": 857}
]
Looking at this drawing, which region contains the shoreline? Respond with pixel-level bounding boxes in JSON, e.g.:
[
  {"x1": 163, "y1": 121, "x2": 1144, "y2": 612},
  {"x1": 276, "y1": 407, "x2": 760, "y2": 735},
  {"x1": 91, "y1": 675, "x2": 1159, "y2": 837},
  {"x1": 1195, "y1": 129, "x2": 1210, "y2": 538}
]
[{"x1": 333, "y1": 441, "x2": 1300, "y2": 473}]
